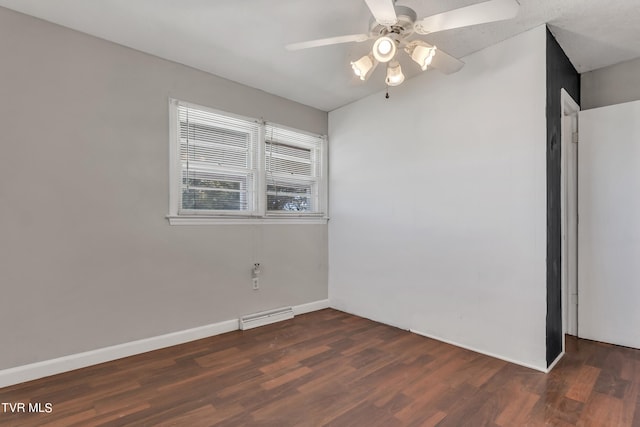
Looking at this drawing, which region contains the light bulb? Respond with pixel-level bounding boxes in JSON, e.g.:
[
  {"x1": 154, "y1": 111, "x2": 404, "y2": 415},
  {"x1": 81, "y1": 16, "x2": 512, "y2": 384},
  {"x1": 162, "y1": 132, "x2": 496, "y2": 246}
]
[
  {"x1": 378, "y1": 39, "x2": 392, "y2": 55},
  {"x1": 372, "y1": 36, "x2": 397, "y2": 63},
  {"x1": 350, "y1": 54, "x2": 376, "y2": 81},
  {"x1": 385, "y1": 60, "x2": 404, "y2": 86}
]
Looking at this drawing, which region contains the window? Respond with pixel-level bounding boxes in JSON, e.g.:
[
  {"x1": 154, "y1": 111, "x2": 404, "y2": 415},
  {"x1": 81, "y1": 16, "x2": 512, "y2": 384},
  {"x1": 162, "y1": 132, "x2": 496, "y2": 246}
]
[
  {"x1": 168, "y1": 99, "x2": 327, "y2": 224},
  {"x1": 265, "y1": 124, "x2": 323, "y2": 214}
]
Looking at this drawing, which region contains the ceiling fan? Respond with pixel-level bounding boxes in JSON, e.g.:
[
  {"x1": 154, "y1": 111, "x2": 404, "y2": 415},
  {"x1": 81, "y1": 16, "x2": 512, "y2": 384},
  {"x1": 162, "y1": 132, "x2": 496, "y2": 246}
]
[{"x1": 286, "y1": 0, "x2": 520, "y2": 87}]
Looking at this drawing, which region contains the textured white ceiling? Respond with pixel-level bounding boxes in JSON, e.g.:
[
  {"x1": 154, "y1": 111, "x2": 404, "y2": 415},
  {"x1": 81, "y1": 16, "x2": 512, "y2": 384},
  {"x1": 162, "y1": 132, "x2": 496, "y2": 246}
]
[{"x1": 1, "y1": 0, "x2": 639, "y2": 111}]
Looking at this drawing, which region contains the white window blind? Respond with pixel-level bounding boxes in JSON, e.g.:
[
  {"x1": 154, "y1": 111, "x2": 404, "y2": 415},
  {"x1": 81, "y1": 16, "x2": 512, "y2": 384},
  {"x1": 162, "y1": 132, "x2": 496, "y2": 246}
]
[
  {"x1": 177, "y1": 102, "x2": 259, "y2": 214},
  {"x1": 265, "y1": 124, "x2": 324, "y2": 214},
  {"x1": 169, "y1": 98, "x2": 327, "y2": 223}
]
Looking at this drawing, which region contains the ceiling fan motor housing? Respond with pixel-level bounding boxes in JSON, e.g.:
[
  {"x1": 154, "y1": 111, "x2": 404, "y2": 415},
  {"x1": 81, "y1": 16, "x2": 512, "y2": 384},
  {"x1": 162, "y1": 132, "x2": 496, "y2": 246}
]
[{"x1": 369, "y1": 5, "x2": 417, "y2": 39}]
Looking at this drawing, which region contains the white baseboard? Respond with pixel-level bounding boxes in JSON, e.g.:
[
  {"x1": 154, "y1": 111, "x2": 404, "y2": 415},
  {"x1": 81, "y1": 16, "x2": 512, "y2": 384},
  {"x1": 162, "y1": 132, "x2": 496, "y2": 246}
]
[
  {"x1": 410, "y1": 328, "x2": 549, "y2": 374},
  {"x1": 292, "y1": 298, "x2": 330, "y2": 315},
  {"x1": 546, "y1": 351, "x2": 565, "y2": 373},
  {"x1": 0, "y1": 299, "x2": 329, "y2": 389},
  {"x1": 0, "y1": 319, "x2": 238, "y2": 389}
]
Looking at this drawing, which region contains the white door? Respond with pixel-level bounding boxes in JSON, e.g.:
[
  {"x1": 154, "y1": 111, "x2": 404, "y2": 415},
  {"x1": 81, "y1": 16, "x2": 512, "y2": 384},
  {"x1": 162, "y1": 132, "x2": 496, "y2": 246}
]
[{"x1": 578, "y1": 100, "x2": 640, "y2": 349}]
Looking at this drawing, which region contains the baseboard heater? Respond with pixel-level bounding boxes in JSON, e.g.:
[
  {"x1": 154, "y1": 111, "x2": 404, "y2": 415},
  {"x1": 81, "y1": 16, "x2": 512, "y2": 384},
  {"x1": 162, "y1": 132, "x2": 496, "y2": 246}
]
[{"x1": 239, "y1": 307, "x2": 294, "y2": 330}]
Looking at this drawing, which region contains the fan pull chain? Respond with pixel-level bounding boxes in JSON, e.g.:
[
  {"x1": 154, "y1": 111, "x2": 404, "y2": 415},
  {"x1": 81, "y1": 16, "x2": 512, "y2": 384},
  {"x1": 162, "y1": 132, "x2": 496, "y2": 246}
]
[{"x1": 385, "y1": 86, "x2": 390, "y2": 99}]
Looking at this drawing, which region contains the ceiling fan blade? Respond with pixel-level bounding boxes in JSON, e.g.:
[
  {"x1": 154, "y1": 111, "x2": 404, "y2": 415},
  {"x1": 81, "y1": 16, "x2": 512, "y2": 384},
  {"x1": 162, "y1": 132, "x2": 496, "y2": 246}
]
[
  {"x1": 430, "y1": 48, "x2": 465, "y2": 74},
  {"x1": 364, "y1": 0, "x2": 398, "y2": 26},
  {"x1": 414, "y1": 0, "x2": 519, "y2": 35},
  {"x1": 286, "y1": 34, "x2": 370, "y2": 51}
]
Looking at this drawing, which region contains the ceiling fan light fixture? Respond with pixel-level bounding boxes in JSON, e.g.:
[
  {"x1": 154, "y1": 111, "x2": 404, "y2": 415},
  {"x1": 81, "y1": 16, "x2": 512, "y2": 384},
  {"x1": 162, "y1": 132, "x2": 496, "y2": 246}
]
[
  {"x1": 404, "y1": 41, "x2": 437, "y2": 71},
  {"x1": 372, "y1": 36, "x2": 397, "y2": 63},
  {"x1": 287, "y1": 0, "x2": 520, "y2": 94},
  {"x1": 413, "y1": 45, "x2": 437, "y2": 71},
  {"x1": 351, "y1": 54, "x2": 376, "y2": 80},
  {"x1": 385, "y1": 60, "x2": 404, "y2": 86}
]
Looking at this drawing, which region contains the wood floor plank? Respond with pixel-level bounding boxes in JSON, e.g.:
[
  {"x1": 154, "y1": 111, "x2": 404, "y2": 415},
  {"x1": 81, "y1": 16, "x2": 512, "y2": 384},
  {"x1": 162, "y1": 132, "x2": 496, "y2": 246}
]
[
  {"x1": 495, "y1": 389, "x2": 539, "y2": 426},
  {"x1": 393, "y1": 383, "x2": 450, "y2": 423},
  {"x1": 153, "y1": 404, "x2": 218, "y2": 427},
  {"x1": 260, "y1": 366, "x2": 313, "y2": 390},
  {"x1": 1, "y1": 309, "x2": 640, "y2": 426},
  {"x1": 566, "y1": 364, "x2": 601, "y2": 402},
  {"x1": 621, "y1": 379, "x2": 640, "y2": 426},
  {"x1": 580, "y1": 392, "x2": 625, "y2": 426}
]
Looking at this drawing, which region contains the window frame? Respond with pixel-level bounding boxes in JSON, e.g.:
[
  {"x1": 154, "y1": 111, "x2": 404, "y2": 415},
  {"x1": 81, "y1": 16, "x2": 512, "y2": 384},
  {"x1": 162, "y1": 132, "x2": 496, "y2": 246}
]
[
  {"x1": 264, "y1": 125, "x2": 325, "y2": 216},
  {"x1": 168, "y1": 99, "x2": 328, "y2": 225}
]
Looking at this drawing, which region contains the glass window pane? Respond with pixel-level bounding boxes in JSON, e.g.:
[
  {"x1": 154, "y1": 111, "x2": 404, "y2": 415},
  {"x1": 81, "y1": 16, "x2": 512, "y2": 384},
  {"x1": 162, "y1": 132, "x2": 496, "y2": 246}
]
[
  {"x1": 182, "y1": 170, "x2": 248, "y2": 211},
  {"x1": 267, "y1": 194, "x2": 311, "y2": 212},
  {"x1": 184, "y1": 176, "x2": 241, "y2": 191},
  {"x1": 267, "y1": 184, "x2": 310, "y2": 195},
  {"x1": 182, "y1": 188, "x2": 243, "y2": 211},
  {"x1": 267, "y1": 181, "x2": 312, "y2": 212}
]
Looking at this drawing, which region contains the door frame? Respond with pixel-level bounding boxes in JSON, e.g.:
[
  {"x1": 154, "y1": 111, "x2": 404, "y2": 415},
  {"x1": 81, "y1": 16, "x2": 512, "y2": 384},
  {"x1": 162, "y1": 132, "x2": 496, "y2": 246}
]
[{"x1": 560, "y1": 88, "x2": 580, "y2": 348}]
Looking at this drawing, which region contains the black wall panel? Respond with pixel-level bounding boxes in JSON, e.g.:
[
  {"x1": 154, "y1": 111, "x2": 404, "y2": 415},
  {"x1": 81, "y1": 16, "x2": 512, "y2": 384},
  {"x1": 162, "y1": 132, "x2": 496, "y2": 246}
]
[{"x1": 546, "y1": 27, "x2": 580, "y2": 366}]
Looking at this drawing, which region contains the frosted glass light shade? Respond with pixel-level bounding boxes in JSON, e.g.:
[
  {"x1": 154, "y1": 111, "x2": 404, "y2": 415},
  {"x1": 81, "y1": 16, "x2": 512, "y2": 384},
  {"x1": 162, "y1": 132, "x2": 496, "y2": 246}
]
[
  {"x1": 351, "y1": 54, "x2": 376, "y2": 80},
  {"x1": 385, "y1": 60, "x2": 404, "y2": 86},
  {"x1": 404, "y1": 41, "x2": 437, "y2": 71},
  {"x1": 411, "y1": 45, "x2": 437, "y2": 71}
]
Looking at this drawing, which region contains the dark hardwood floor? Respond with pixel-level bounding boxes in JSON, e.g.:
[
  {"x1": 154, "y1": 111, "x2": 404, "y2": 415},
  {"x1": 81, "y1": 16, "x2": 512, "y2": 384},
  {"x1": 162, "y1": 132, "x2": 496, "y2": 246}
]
[{"x1": 1, "y1": 309, "x2": 639, "y2": 426}]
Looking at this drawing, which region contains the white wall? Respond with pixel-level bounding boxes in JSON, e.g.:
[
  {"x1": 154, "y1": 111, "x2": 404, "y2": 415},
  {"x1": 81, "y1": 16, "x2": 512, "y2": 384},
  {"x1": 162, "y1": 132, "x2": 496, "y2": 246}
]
[
  {"x1": 329, "y1": 26, "x2": 548, "y2": 370},
  {"x1": 581, "y1": 57, "x2": 640, "y2": 110},
  {"x1": 0, "y1": 7, "x2": 328, "y2": 370},
  {"x1": 578, "y1": 100, "x2": 640, "y2": 349}
]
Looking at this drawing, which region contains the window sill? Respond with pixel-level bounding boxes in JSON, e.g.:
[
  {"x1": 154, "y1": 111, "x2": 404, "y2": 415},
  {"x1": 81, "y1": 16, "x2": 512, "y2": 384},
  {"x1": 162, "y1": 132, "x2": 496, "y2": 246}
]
[{"x1": 166, "y1": 215, "x2": 329, "y2": 225}]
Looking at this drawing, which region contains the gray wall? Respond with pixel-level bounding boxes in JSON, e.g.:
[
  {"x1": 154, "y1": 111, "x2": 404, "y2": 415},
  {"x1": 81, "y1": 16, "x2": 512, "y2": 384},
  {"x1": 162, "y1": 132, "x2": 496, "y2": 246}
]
[
  {"x1": 581, "y1": 57, "x2": 640, "y2": 109},
  {"x1": 0, "y1": 7, "x2": 328, "y2": 370}
]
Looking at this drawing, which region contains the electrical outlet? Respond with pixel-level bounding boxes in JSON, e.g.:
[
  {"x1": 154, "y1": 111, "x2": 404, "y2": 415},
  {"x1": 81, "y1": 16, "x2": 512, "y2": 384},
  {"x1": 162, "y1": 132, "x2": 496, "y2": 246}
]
[{"x1": 252, "y1": 277, "x2": 259, "y2": 290}]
